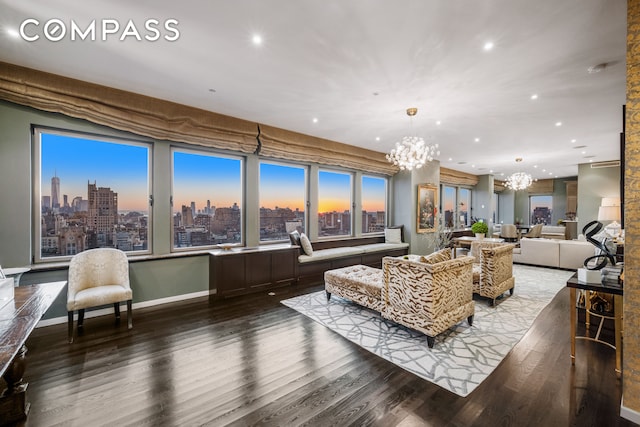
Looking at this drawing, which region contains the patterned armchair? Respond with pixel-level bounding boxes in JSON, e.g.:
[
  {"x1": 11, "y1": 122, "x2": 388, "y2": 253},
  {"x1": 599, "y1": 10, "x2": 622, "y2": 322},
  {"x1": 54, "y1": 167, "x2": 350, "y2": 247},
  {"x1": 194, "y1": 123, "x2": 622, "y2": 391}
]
[
  {"x1": 381, "y1": 253, "x2": 475, "y2": 348},
  {"x1": 470, "y1": 241, "x2": 515, "y2": 306}
]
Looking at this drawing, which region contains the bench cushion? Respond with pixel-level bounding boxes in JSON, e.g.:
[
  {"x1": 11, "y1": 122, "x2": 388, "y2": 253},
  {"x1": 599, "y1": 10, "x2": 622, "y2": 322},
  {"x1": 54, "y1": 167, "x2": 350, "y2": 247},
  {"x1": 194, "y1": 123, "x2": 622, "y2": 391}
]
[
  {"x1": 298, "y1": 246, "x2": 365, "y2": 263},
  {"x1": 353, "y1": 242, "x2": 409, "y2": 253}
]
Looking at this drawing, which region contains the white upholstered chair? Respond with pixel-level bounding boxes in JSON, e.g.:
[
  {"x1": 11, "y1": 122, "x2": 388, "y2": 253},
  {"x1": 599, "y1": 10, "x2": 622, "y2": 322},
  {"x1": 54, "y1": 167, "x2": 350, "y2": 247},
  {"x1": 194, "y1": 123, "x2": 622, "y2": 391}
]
[
  {"x1": 67, "y1": 248, "x2": 133, "y2": 343},
  {"x1": 500, "y1": 224, "x2": 518, "y2": 242}
]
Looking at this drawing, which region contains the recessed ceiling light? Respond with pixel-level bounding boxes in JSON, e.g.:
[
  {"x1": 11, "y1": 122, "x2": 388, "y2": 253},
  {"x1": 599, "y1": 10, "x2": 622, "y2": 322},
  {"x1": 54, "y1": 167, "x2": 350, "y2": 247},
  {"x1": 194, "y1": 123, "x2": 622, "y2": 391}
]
[
  {"x1": 471, "y1": 164, "x2": 476, "y2": 168},
  {"x1": 530, "y1": 94, "x2": 538, "y2": 100},
  {"x1": 581, "y1": 151, "x2": 586, "y2": 155},
  {"x1": 474, "y1": 137, "x2": 480, "y2": 142},
  {"x1": 589, "y1": 159, "x2": 593, "y2": 163},
  {"x1": 500, "y1": 173, "x2": 504, "y2": 176},
  {"x1": 542, "y1": 169, "x2": 546, "y2": 172},
  {"x1": 312, "y1": 118, "x2": 318, "y2": 123},
  {"x1": 489, "y1": 169, "x2": 494, "y2": 173},
  {"x1": 571, "y1": 139, "x2": 577, "y2": 143},
  {"x1": 533, "y1": 165, "x2": 538, "y2": 168},
  {"x1": 375, "y1": 136, "x2": 380, "y2": 141},
  {"x1": 252, "y1": 34, "x2": 263, "y2": 45},
  {"x1": 549, "y1": 172, "x2": 553, "y2": 176},
  {"x1": 7, "y1": 29, "x2": 19, "y2": 39},
  {"x1": 555, "y1": 121, "x2": 562, "y2": 127},
  {"x1": 483, "y1": 41, "x2": 494, "y2": 51},
  {"x1": 448, "y1": 157, "x2": 453, "y2": 161},
  {"x1": 436, "y1": 120, "x2": 441, "y2": 125}
]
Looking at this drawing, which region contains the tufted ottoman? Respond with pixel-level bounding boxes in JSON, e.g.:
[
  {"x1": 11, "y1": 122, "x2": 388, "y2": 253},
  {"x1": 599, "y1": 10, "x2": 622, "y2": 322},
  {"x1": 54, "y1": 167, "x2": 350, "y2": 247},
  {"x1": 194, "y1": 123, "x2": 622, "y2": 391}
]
[{"x1": 324, "y1": 264, "x2": 384, "y2": 311}]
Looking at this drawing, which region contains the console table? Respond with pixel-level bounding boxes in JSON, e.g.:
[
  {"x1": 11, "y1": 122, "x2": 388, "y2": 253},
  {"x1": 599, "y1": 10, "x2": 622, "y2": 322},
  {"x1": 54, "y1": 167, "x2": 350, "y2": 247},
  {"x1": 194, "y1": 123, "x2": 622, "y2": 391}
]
[
  {"x1": 0, "y1": 281, "x2": 66, "y2": 425},
  {"x1": 566, "y1": 272, "x2": 622, "y2": 377}
]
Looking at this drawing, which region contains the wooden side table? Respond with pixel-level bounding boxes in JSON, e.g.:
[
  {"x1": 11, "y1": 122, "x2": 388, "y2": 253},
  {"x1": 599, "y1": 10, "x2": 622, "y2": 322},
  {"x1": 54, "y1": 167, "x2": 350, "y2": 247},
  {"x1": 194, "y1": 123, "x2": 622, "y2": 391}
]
[{"x1": 566, "y1": 272, "x2": 623, "y2": 377}]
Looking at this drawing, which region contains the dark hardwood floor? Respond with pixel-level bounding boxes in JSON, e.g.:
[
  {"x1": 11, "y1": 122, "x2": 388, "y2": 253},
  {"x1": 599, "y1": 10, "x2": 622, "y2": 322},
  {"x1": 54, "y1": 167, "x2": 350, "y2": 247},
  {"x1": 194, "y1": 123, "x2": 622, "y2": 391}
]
[{"x1": 12, "y1": 281, "x2": 635, "y2": 427}]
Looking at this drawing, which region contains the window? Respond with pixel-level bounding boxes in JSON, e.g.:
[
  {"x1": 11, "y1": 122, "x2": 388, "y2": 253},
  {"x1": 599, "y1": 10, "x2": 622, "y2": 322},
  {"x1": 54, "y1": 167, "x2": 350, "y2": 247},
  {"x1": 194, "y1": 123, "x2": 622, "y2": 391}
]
[
  {"x1": 361, "y1": 175, "x2": 387, "y2": 233},
  {"x1": 530, "y1": 195, "x2": 553, "y2": 225},
  {"x1": 442, "y1": 186, "x2": 456, "y2": 228},
  {"x1": 441, "y1": 185, "x2": 472, "y2": 228},
  {"x1": 172, "y1": 148, "x2": 243, "y2": 249},
  {"x1": 34, "y1": 128, "x2": 151, "y2": 261},
  {"x1": 318, "y1": 170, "x2": 352, "y2": 237},
  {"x1": 259, "y1": 162, "x2": 306, "y2": 242},
  {"x1": 459, "y1": 188, "x2": 471, "y2": 227}
]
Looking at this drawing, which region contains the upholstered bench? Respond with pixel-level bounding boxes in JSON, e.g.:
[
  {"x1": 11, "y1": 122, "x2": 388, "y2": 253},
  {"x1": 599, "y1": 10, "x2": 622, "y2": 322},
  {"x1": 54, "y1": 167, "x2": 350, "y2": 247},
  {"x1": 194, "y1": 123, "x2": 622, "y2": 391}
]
[{"x1": 324, "y1": 264, "x2": 384, "y2": 312}]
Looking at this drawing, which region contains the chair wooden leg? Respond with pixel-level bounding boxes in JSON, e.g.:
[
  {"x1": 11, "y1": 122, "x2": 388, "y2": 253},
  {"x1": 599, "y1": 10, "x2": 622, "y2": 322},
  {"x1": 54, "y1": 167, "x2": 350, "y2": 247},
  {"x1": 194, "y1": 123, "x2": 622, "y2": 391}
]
[
  {"x1": 78, "y1": 309, "x2": 85, "y2": 328},
  {"x1": 127, "y1": 299, "x2": 133, "y2": 330},
  {"x1": 114, "y1": 302, "x2": 121, "y2": 321},
  {"x1": 426, "y1": 336, "x2": 435, "y2": 348},
  {"x1": 68, "y1": 311, "x2": 74, "y2": 343},
  {"x1": 509, "y1": 287, "x2": 515, "y2": 295},
  {"x1": 467, "y1": 315, "x2": 474, "y2": 326},
  {"x1": 326, "y1": 291, "x2": 331, "y2": 301}
]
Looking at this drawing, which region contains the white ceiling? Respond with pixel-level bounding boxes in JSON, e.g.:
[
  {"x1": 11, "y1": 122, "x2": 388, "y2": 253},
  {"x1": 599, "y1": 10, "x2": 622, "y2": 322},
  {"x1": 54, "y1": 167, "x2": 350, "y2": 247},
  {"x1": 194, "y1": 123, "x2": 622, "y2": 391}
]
[{"x1": 0, "y1": 0, "x2": 627, "y2": 179}]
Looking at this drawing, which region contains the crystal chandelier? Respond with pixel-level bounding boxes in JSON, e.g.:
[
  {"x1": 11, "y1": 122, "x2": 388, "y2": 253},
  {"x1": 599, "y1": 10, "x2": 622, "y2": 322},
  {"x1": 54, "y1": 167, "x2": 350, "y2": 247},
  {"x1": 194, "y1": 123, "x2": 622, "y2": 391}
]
[
  {"x1": 505, "y1": 158, "x2": 533, "y2": 190},
  {"x1": 386, "y1": 108, "x2": 439, "y2": 170}
]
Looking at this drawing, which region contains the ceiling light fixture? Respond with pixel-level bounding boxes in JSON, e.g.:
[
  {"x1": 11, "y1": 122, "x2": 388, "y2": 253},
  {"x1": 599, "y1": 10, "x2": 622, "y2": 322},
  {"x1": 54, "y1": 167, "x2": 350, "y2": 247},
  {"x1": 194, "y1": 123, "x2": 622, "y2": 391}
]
[
  {"x1": 483, "y1": 41, "x2": 494, "y2": 51},
  {"x1": 386, "y1": 108, "x2": 439, "y2": 170},
  {"x1": 505, "y1": 158, "x2": 533, "y2": 191},
  {"x1": 530, "y1": 94, "x2": 538, "y2": 100}
]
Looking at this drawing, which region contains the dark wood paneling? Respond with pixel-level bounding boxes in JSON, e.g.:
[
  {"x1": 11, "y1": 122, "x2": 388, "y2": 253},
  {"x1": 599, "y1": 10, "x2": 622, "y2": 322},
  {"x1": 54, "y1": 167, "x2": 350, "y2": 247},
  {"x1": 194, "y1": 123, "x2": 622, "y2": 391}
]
[{"x1": 210, "y1": 246, "x2": 298, "y2": 298}]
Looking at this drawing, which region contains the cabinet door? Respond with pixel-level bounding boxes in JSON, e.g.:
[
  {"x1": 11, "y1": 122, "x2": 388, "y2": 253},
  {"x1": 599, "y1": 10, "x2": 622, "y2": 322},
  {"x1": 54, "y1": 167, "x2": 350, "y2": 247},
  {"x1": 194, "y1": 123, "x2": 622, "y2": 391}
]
[
  {"x1": 272, "y1": 249, "x2": 296, "y2": 284},
  {"x1": 214, "y1": 255, "x2": 246, "y2": 297},
  {"x1": 247, "y1": 252, "x2": 272, "y2": 289}
]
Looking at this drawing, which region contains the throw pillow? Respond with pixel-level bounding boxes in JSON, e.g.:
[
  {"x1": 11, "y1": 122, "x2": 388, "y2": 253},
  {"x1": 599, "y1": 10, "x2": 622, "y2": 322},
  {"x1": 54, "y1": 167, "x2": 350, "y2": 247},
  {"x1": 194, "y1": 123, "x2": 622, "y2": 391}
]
[
  {"x1": 419, "y1": 248, "x2": 452, "y2": 264},
  {"x1": 300, "y1": 233, "x2": 313, "y2": 256},
  {"x1": 385, "y1": 227, "x2": 403, "y2": 244},
  {"x1": 289, "y1": 230, "x2": 301, "y2": 246}
]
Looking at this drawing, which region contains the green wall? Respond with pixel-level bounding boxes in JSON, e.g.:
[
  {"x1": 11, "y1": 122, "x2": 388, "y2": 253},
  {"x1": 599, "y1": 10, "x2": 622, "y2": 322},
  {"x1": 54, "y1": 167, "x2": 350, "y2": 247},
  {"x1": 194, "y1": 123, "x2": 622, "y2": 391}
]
[{"x1": 0, "y1": 100, "x2": 222, "y2": 319}]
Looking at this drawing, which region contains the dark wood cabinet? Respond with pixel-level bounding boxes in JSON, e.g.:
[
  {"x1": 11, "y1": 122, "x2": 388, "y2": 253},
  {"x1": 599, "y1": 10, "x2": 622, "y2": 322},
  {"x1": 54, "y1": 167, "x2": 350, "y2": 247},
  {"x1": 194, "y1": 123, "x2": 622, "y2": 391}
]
[{"x1": 209, "y1": 245, "x2": 298, "y2": 299}]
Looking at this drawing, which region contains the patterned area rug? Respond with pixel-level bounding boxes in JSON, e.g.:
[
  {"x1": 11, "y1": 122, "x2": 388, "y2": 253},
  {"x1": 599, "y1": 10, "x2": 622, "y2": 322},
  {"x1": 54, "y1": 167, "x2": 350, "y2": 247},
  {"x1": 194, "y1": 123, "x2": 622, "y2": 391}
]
[{"x1": 281, "y1": 264, "x2": 574, "y2": 397}]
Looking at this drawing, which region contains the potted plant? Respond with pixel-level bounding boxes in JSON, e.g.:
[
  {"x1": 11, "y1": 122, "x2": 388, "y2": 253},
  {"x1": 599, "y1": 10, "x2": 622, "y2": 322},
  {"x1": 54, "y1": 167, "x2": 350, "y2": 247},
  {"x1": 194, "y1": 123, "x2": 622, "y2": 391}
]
[{"x1": 471, "y1": 221, "x2": 488, "y2": 239}]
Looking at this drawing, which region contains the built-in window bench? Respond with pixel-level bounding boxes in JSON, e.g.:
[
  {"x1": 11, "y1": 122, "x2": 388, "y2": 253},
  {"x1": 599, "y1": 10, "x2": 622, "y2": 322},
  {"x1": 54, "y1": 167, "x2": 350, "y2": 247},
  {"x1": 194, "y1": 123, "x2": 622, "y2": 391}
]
[{"x1": 296, "y1": 236, "x2": 409, "y2": 286}]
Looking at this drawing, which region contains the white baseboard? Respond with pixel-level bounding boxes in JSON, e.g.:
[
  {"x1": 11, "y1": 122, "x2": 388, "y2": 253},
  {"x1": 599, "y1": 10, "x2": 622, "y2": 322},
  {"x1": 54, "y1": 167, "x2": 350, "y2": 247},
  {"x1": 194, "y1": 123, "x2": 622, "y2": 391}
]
[
  {"x1": 36, "y1": 289, "x2": 212, "y2": 328},
  {"x1": 621, "y1": 398, "x2": 640, "y2": 424}
]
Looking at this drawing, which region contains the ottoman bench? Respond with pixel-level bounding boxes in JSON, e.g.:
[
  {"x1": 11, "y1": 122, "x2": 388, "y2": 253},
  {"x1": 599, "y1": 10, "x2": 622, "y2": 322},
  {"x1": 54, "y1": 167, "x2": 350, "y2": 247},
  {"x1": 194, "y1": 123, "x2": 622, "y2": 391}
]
[{"x1": 324, "y1": 264, "x2": 384, "y2": 311}]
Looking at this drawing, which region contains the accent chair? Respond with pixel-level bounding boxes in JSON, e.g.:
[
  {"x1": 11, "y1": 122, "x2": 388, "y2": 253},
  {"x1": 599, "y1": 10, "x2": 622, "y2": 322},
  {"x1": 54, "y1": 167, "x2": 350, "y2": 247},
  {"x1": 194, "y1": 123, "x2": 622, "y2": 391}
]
[{"x1": 67, "y1": 248, "x2": 133, "y2": 343}]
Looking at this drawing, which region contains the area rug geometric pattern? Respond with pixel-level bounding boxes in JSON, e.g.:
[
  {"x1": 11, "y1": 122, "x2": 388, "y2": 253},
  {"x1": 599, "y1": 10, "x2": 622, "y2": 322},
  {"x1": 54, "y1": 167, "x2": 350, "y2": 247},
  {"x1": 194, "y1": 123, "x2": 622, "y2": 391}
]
[{"x1": 281, "y1": 265, "x2": 574, "y2": 397}]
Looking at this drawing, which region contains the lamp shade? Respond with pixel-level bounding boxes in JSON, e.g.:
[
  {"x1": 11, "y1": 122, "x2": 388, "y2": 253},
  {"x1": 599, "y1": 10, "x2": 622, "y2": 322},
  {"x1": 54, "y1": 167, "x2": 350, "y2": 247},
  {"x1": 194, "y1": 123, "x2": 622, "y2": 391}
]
[{"x1": 597, "y1": 205, "x2": 621, "y2": 222}]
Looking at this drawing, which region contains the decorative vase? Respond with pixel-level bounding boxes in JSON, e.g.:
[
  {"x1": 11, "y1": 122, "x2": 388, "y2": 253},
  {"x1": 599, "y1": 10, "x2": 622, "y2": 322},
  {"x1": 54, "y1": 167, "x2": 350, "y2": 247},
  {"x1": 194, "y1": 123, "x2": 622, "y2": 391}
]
[{"x1": 475, "y1": 233, "x2": 485, "y2": 239}]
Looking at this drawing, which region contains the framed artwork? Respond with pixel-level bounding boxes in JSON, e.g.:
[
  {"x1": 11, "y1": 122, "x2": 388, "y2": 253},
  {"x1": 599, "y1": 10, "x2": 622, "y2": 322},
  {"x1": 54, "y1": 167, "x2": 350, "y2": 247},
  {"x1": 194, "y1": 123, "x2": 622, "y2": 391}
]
[{"x1": 417, "y1": 184, "x2": 438, "y2": 233}]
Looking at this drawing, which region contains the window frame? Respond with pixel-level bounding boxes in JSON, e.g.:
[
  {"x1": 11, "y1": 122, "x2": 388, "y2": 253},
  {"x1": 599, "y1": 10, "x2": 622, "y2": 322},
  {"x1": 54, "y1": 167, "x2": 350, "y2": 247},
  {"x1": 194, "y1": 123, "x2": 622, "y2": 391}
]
[
  {"x1": 258, "y1": 160, "x2": 308, "y2": 244},
  {"x1": 170, "y1": 145, "x2": 245, "y2": 252},
  {"x1": 32, "y1": 126, "x2": 153, "y2": 263},
  {"x1": 317, "y1": 168, "x2": 354, "y2": 239},
  {"x1": 361, "y1": 174, "x2": 388, "y2": 235}
]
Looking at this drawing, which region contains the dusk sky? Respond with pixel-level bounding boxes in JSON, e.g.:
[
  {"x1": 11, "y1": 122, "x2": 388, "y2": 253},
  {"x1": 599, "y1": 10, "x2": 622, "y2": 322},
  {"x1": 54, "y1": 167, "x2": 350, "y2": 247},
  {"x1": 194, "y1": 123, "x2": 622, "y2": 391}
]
[
  {"x1": 41, "y1": 132, "x2": 149, "y2": 212},
  {"x1": 173, "y1": 150, "x2": 242, "y2": 212},
  {"x1": 41, "y1": 132, "x2": 386, "y2": 215},
  {"x1": 260, "y1": 162, "x2": 305, "y2": 211}
]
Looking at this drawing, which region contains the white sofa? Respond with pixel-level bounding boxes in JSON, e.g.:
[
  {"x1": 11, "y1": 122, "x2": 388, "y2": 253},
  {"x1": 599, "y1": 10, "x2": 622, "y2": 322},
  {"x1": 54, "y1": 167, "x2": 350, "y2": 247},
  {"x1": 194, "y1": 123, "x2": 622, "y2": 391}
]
[
  {"x1": 540, "y1": 225, "x2": 567, "y2": 240},
  {"x1": 512, "y1": 237, "x2": 595, "y2": 269}
]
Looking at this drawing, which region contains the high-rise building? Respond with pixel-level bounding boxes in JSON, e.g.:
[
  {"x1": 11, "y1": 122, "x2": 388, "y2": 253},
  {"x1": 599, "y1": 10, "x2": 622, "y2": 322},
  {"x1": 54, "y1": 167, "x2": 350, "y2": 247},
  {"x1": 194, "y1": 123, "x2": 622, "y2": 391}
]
[
  {"x1": 182, "y1": 205, "x2": 194, "y2": 226},
  {"x1": 87, "y1": 181, "x2": 118, "y2": 245},
  {"x1": 42, "y1": 195, "x2": 51, "y2": 210},
  {"x1": 51, "y1": 174, "x2": 60, "y2": 209}
]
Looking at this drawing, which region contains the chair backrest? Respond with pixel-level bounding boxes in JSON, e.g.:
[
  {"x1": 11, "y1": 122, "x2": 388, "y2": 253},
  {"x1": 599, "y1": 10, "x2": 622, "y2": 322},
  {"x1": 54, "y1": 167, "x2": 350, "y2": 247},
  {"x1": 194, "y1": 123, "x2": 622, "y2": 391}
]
[
  {"x1": 500, "y1": 224, "x2": 518, "y2": 239},
  {"x1": 68, "y1": 248, "x2": 130, "y2": 294},
  {"x1": 527, "y1": 223, "x2": 543, "y2": 238}
]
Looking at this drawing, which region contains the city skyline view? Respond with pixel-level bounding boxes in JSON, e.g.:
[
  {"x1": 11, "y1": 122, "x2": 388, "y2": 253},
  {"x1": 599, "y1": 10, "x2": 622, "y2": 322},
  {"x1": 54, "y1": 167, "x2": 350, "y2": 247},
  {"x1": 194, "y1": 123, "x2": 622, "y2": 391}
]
[{"x1": 41, "y1": 132, "x2": 150, "y2": 212}]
